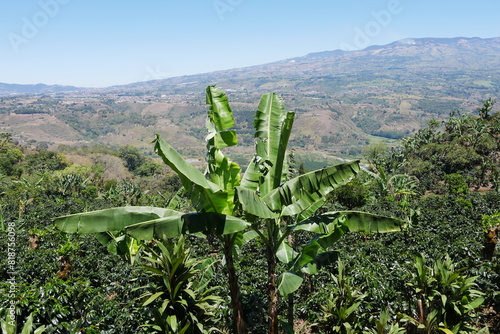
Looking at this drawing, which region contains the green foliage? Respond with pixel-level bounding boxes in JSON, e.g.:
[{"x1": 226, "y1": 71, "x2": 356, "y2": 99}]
[
  {"x1": 444, "y1": 173, "x2": 469, "y2": 195},
  {"x1": 102, "y1": 180, "x2": 144, "y2": 205},
  {"x1": 481, "y1": 212, "x2": 500, "y2": 230},
  {"x1": 363, "y1": 143, "x2": 390, "y2": 170},
  {"x1": 138, "y1": 236, "x2": 222, "y2": 333},
  {"x1": 0, "y1": 276, "x2": 146, "y2": 332},
  {"x1": 55, "y1": 173, "x2": 90, "y2": 196},
  {"x1": 363, "y1": 308, "x2": 405, "y2": 334},
  {"x1": 117, "y1": 144, "x2": 166, "y2": 177},
  {"x1": 22, "y1": 151, "x2": 69, "y2": 174},
  {"x1": 119, "y1": 145, "x2": 146, "y2": 173},
  {"x1": 56, "y1": 239, "x2": 81, "y2": 256},
  {"x1": 477, "y1": 98, "x2": 495, "y2": 120},
  {"x1": 316, "y1": 259, "x2": 367, "y2": 333},
  {"x1": 135, "y1": 160, "x2": 164, "y2": 177},
  {"x1": 404, "y1": 253, "x2": 485, "y2": 333},
  {"x1": 95, "y1": 230, "x2": 143, "y2": 265},
  {"x1": 0, "y1": 136, "x2": 23, "y2": 176}
]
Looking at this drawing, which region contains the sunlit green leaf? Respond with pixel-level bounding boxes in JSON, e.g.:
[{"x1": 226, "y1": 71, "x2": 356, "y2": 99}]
[
  {"x1": 241, "y1": 93, "x2": 295, "y2": 195},
  {"x1": 263, "y1": 161, "x2": 361, "y2": 215},
  {"x1": 236, "y1": 186, "x2": 278, "y2": 219},
  {"x1": 55, "y1": 206, "x2": 184, "y2": 234},
  {"x1": 206, "y1": 85, "x2": 235, "y2": 132},
  {"x1": 294, "y1": 211, "x2": 403, "y2": 234},
  {"x1": 143, "y1": 291, "x2": 164, "y2": 306},
  {"x1": 277, "y1": 271, "x2": 303, "y2": 296},
  {"x1": 21, "y1": 313, "x2": 34, "y2": 334},
  {"x1": 276, "y1": 240, "x2": 298, "y2": 264}
]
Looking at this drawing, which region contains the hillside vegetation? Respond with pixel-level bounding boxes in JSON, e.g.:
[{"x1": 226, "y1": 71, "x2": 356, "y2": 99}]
[
  {"x1": 0, "y1": 37, "x2": 499, "y2": 162},
  {"x1": 0, "y1": 86, "x2": 499, "y2": 333}
]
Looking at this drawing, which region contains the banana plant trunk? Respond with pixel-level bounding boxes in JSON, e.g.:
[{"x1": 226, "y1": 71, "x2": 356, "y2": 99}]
[
  {"x1": 287, "y1": 293, "x2": 294, "y2": 330},
  {"x1": 267, "y1": 242, "x2": 279, "y2": 334},
  {"x1": 287, "y1": 232, "x2": 295, "y2": 329},
  {"x1": 223, "y1": 238, "x2": 248, "y2": 334}
]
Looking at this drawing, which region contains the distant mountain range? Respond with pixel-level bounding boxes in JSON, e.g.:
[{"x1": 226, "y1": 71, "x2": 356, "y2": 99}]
[
  {"x1": 0, "y1": 83, "x2": 80, "y2": 95},
  {"x1": 1, "y1": 37, "x2": 499, "y2": 162},
  {"x1": 3, "y1": 36, "x2": 500, "y2": 97},
  {"x1": 108, "y1": 36, "x2": 500, "y2": 97}
]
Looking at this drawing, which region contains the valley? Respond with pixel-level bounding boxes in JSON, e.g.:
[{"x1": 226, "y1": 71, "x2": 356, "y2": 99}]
[{"x1": 1, "y1": 37, "x2": 499, "y2": 166}]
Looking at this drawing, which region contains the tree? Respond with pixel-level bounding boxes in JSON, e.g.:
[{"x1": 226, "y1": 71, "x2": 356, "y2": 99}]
[
  {"x1": 134, "y1": 160, "x2": 164, "y2": 177},
  {"x1": 23, "y1": 151, "x2": 69, "y2": 174},
  {"x1": 118, "y1": 145, "x2": 146, "y2": 173},
  {"x1": 0, "y1": 147, "x2": 23, "y2": 177},
  {"x1": 55, "y1": 86, "x2": 403, "y2": 334},
  {"x1": 230, "y1": 92, "x2": 403, "y2": 333},
  {"x1": 477, "y1": 98, "x2": 495, "y2": 121}
]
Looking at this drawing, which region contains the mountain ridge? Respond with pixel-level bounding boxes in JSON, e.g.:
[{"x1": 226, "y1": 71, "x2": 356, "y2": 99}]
[
  {"x1": 0, "y1": 83, "x2": 81, "y2": 95},
  {"x1": 1, "y1": 36, "x2": 499, "y2": 162},
  {"x1": 2, "y1": 36, "x2": 500, "y2": 95}
]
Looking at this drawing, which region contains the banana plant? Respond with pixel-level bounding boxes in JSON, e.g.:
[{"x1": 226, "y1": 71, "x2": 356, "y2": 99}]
[
  {"x1": 234, "y1": 92, "x2": 403, "y2": 334},
  {"x1": 54, "y1": 86, "x2": 250, "y2": 334},
  {"x1": 55, "y1": 86, "x2": 403, "y2": 334}
]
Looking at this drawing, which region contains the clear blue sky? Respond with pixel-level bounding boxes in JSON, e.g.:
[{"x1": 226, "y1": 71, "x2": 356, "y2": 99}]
[{"x1": 1, "y1": 0, "x2": 499, "y2": 88}]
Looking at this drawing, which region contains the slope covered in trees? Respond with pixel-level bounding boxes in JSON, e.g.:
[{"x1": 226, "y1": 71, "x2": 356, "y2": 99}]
[{"x1": 0, "y1": 89, "x2": 499, "y2": 333}]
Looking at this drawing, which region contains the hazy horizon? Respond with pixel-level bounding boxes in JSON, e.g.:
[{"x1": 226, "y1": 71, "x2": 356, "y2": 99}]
[{"x1": 2, "y1": 0, "x2": 500, "y2": 88}]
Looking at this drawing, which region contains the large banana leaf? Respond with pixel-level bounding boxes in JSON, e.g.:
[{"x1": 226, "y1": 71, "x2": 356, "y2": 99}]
[
  {"x1": 182, "y1": 212, "x2": 250, "y2": 235},
  {"x1": 153, "y1": 135, "x2": 220, "y2": 194},
  {"x1": 241, "y1": 93, "x2": 295, "y2": 194},
  {"x1": 235, "y1": 186, "x2": 278, "y2": 219},
  {"x1": 124, "y1": 214, "x2": 185, "y2": 240},
  {"x1": 206, "y1": 85, "x2": 235, "y2": 133},
  {"x1": 207, "y1": 130, "x2": 238, "y2": 149},
  {"x1": 153, "y1": 135, "x2": 230, "y2": 213},
  {"x1": 55, "y1": 206, "x2": 184, "y2": 234},
  {"x1": 277, "y1": 248, "x2": 339, "y2": 296},
  {"x1": 126, "y1": 212, "x2": 250, "y2": 240},
  {"x1": 297, "y1": 198, "x2": 326, "y2": 222},
  {"x1": 204, "y1": 85, "x2": 241, "y2": 214},
  {"x1": 293, "y1": 211, "x2": 403, "y2": 235},
  {"x1": 277, "y1": 272, "x2": 303, "y2": 297},
  {"x1": 206, "y1": 147, "x2": 241, "y2": 215},
  {"x1": 262, "y1": 161, "x2": 361, "y2": 216},
  {"x1": 294, "y1": 210, "x2": 402, "y2": 267},
  {"x1": 276, "y1": 211, "x2": 403, "y2": 296}
]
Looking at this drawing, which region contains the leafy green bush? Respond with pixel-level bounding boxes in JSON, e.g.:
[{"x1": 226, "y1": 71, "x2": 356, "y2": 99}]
[
  {"x1": 137, "y1": 236, "x2": 222, "y2": 333},
  {"x1": 444, "y1": 173, "x2": 469, "y2": 195},
  {"x1": 403, "y1": 253, "x2": 485, "y2": 333},
  {"x1": 315, "y1": 260, "x2": 367, "y2": 333}
]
